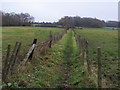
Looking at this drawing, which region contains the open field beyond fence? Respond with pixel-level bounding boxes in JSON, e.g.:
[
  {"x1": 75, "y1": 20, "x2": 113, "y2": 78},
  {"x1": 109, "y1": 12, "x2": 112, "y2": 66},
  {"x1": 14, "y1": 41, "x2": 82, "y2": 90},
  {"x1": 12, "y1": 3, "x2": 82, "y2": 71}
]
[
  {"x1": 2, "y1": 27, "x2": 63, "y2": 55},
  {"x1": 75, "y1": 28, "x2": 118, "y2": 88}
]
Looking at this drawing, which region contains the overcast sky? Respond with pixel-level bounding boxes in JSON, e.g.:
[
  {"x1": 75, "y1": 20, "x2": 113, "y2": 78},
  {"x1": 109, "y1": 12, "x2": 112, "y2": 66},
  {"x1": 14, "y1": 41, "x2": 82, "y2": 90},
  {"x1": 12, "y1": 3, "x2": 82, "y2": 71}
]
[{"x1": 1, "y1": 0, "x2": 119, "y2": 22}]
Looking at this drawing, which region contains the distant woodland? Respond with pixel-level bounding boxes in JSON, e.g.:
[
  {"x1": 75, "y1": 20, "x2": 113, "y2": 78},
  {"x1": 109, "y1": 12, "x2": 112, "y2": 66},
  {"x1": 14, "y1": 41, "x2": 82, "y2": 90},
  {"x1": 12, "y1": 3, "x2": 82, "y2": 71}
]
[
  {"x1": 1, "y1": 11, "x2": 34, "y2": 26},
  {"x1": 0, "y1": 11, "x2": 119, "y2": 28}
]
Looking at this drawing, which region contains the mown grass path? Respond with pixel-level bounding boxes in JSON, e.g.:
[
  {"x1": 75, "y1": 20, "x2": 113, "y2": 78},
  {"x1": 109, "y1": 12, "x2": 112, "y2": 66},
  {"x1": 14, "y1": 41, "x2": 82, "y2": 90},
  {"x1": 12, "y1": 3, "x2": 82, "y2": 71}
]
[
  {"x1": 60, "y1": 29, "x2": 74, "y2": 88},
  {"x1": 58, "y1": 30, "x2": 96, "y2": 88}
]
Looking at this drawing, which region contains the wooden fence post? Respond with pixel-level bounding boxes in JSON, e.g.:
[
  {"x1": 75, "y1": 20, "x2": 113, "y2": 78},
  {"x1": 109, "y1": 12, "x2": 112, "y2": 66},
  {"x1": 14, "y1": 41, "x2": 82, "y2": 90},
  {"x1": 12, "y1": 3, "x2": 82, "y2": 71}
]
[
  {"x1": 8, "y1": 42, "x2": 21, "y2": 75},
  {"x1": 97, "y1": 47, "x2": 102, "y2": 88},
  {"x1": 65, "y1": 29, "x2": 67, "y2": 33},
  {"x1": 54, "y1": 35, "x2": 56, "y2": 43},
  {"x1": 2, "y1": 44, "x2": 11, "y2": 83},
  {"x1": 81, "y1": 38, "x2": 85, "y2": 64},
  {"x1": 73, "y1": 30, "x2": 76, "y2": 35},
  {"x1": 57, "y1": 36, "x2": 58, "y2": 41},
  {"x1": 60, "y1": 32, "x2": 62, "y2": 39},
  {"x1": 29, "y1": 39, "x2": 37, "y2": 60},
  {"x1": 85, "y1": 40, "x2": 91, "y2": 75},
  {"x1": 49, "y1": 31, "x2": 52, "y2": 48},
  {"x1": 78, "y1": 35, "x2": 81, "y2": 48},
  {"x1": 19, "y1": 39, "x2": 37, "y2": 67},
  {"x1": 52, "y1": 34, "x2": 54, "y2": 44}
]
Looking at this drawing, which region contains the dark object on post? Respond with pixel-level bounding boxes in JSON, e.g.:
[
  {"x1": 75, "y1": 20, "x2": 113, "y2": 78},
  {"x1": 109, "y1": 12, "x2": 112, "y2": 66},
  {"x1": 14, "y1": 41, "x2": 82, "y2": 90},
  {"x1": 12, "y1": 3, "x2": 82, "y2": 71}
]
[
  {"x1": 97, "y1": 47, "x2": 102, "y2": 88},
  {"x1": 29, "y1": 39, "x2": 37, "y2": 60}
]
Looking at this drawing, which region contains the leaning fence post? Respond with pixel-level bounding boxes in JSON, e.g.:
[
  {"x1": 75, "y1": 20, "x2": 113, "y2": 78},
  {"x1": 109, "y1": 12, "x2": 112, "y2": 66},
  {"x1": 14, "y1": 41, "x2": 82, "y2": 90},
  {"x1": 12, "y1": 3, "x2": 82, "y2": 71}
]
[
  {"x1": 20, "y1": 39, "x2": 37, "y2": 67},
  {"x1": 29, "y1": 39, "x2": 37, "y2": 60},
  {"x1": 3, "y1": 44, "x2": 11, "y2": 83},
  {"x1": 97, "y1": 47, "x2": 102, "y2": 88}
]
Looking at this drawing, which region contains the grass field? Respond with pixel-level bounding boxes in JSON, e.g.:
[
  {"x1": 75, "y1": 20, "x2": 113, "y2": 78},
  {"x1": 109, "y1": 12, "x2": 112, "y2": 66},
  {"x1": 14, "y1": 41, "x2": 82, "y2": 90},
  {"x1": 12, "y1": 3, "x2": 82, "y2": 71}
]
[
  {"x1": 2, "y1": 27, "x2": 119, "y2": 88},
  {"x1": 6, "y1": 30, "x2": 96, "y2": 88},
  {"x1": 2, "y1": 27, "x2": 63, "y2": 55},
  {"x1": 75, "y1": 28, "x2": 118, "y2": 88},
  {"x1": 75, "y1": 28, "x2": 118, "y2": 57}
]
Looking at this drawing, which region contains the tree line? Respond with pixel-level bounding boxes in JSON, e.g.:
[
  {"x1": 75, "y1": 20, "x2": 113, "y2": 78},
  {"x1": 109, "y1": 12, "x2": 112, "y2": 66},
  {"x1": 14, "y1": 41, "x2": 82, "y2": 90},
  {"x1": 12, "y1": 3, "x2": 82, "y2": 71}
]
[
  {"x1": 106, "y1": 21, "x2": 118, "y2": 27},
  {"x1": 1, "y1": 11, "x2": 119, "y2": 28},
  {"x1": 1, "y1": 11, "x2": 34, "y2": 26},
  {"x1": 36, "y1": 16, "x2": 119, "y2": 29},
  {"x1": 57, "y1": 16, "x2": 106, "y2": 29}
]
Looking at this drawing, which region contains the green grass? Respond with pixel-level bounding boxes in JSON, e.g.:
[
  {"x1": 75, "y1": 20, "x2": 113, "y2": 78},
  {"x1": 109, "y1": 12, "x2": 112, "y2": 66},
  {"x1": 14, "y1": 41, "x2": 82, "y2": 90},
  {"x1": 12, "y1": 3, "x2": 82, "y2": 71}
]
[
  {"x1": 76, "y1": 28, "x2": 118, "y2": 57},
  {"x1": 2, "y1": 27, "x2": 119, "y2": 88},
  {"x1": 75, "y1": 28, "x2": 119, "y2": 88},
  {"x1": 6, "y1": 30, "x2": 96, "y2": 88},
  {"x1": 6, "y1": 30, "x2": 65, "y2": 88},
  {"x1": 2, "y1": 27, "x2": 63, "y2": 55}
]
